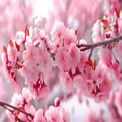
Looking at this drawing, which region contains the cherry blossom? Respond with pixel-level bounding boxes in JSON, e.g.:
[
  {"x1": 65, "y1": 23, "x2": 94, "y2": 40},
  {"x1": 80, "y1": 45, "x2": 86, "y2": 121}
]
[
  {"x1": 6, "y1": 88, "x2": 35, "y2": 122},
  {"x1": 1, "y1": 1, "x2": 122, "y2": 122},
  {"x1": 55, "y1": 46, "x2": 68, "y2": 71},
  {"x1": 45, "y1": 106, "x2": 69, "y2": 122},
  {"x1": 34, "y1": 109, "x2": 46, "y2": 122},
  {"x1": 67, "y1": 43, "x2": 80, "y2": 69}
]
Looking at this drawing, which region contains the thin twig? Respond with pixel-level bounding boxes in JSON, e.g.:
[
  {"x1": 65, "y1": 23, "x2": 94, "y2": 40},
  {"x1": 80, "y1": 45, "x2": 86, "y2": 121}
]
[
  {"x1": 77, "y1": 36, "x2": 122, "y2": 57},
  {"x1": 0, "y1": 101, "x2": 34, "y2": 120}
]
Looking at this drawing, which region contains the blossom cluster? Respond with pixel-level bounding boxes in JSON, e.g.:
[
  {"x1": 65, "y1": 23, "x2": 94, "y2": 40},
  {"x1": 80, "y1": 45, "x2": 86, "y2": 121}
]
[
  {"x1": 0, "y1": 8, "x2": 119, "y2": 122},
  {"x1": 0, "y1": 0, "x2": 33, "y2": 100},
  {"x1": 6, "y1": 88, "x2": 69, "y2": 122},
  {"x1": 1, "y1": 0, "x2": 122, "y2": 122},
  {"x1": 2, "y1": 17, "x2": 114, "y2": 103}
]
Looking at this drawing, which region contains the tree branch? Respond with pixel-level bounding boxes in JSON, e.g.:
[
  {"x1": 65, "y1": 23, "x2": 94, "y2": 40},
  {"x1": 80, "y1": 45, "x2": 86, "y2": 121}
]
[
  {"x1": 0, "y1": 101, "x2": 34, "y2": 120},
  {"x1": 77, "y1": 36, "x2": 122, "y2": 57}
]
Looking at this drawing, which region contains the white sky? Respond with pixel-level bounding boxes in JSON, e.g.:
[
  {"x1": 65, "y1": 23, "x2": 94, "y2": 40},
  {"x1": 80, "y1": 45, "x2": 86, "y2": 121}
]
[{"x1": 33, "y1": 0, "x2": 53, "y2": 18}]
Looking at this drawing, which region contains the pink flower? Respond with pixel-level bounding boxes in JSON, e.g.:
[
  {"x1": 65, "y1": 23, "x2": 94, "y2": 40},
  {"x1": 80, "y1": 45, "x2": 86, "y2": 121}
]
[
  {"x1": 7, "y1": 44, "x2": 18, "y2": 65},
  {"x1": 55, "y1": 47, "x2": 68, "y2": 71},
  {"x1": 60, "y1": 72, "x2": 73, "y2": 93},
  {"x1": 7, "y1": 88, "x2": 36, "y2": 122},
  {"x1": 29, "y1": 77, "x2": 49, "y2": 99},
  {"x1": 51, "y1": 21, "x2": 65, "y2": 45},
  {"x1": 92, "y1": 19, "x2": 105, "y2": 43},
  {"x1": 98, "y1": 47, "x2": 112, "y2": 66},
  {"x1": 73, "y1": 74, "x2": 84, "y2": 89},
  {"x1": 92, "y1": 63, "x2": 112, "y2": 102},
  {"x1": 15, "y1": 31, "x2": 25, "y2": 45},
  {"x1": 83, "y1": 62, "x2": 112, "y2": 102},
  {"x1": 21, "y1": 43, "x2": 40, "y2": 83},
  {"x1": 39, "y1": 50, "x2": 53, "y2": 73},
  {"x1": 95, "y1": 76, "x2": 112, "y2": 102},
  {"x1": 45, "y1": 106, "x2": 69, "y2": 122},
  {"x1": 77, "y1": 51, "x2": 87, "y2": 72},
  {"x1": 1, "y1": 52, "x2": 20, "y2": 92},
  {"x1": 17, "y1": 104, "x2": 35, "y2": 122},
  {"x1": 64, "y1": 28, "x2": 77, "y2": 48},
  {"x1": 67, "y1": 43, "x2": 80, "y2": 69},
  {"x1": 22, "y1": 88, "x2": 32, "y2": 102},
  {"x1": 34, "y1": 109, "x2": 47, "y2": 122}
]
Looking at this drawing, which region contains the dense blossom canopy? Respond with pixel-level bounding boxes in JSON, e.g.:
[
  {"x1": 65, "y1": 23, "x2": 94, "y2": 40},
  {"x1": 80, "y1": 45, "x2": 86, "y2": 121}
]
[{"x1": 1, "y1": 0, "x2": 122, "y2": 122}]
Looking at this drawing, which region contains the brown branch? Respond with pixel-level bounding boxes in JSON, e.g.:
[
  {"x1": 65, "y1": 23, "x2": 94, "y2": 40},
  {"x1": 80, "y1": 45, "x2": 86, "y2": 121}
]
[
  {"x1": 0, "y1": 101, "x2": 34, "y2": 120},
  {"x1": 77, "y1": 36, "x2": 122, "y2": 57}
]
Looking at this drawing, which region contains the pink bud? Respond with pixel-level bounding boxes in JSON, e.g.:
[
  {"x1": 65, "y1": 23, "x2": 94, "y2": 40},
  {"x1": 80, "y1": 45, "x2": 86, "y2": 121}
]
[{"x1": 54, "y1": 97, "x2": 60, "y2": 107}]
